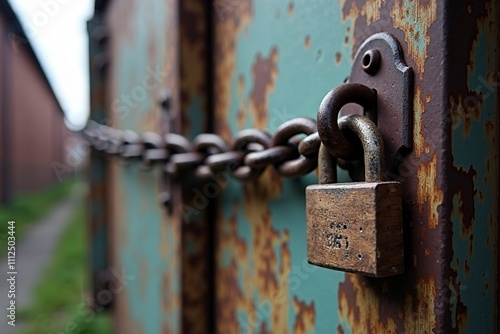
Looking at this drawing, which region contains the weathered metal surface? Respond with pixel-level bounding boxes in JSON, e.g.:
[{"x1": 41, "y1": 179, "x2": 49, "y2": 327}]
[
  {"x1": 104, "y1": 0, "x2": 181, "y2": 332},
  {"x1": 178, "y1": 0, "x2": 212, "y2": 332},
  {"x1": 446, "y1": 1, "x2": 499, "y2": 332},
  {"x1": 91, "y1": 0, "x2": 499, "y2": 332},
  {"x1": 337, "y1": 0, "x2": 499, "y2": 333},
  {"x1": 87, "y1": 13, "x2": 112, "y2": 310},
  {"x1": 214, "y1": 1, "x2": 353, "y2": 332},
  {"x1": 96, "y1": 0, "x2": 214, "y2": 332},
  {"x1": 214, "y1": 0, "x2": 499, "y2": 333}
]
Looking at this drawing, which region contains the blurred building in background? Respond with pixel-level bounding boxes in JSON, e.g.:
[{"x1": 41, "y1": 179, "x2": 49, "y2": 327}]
[{"x1": 0, "y1": 0, "x2": 73, "y2": 203}]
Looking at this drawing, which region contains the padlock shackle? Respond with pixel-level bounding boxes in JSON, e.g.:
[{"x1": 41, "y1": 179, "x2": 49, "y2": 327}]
[
  {"x1": 318, "y1": 144, "x2": 337, "y2": 184},
  {"x1": 317, "y1": 83, "x2": 377, "y2": 160},
  {"x1": 338, "y1": 114, "x2": 387, "y2": 182}
]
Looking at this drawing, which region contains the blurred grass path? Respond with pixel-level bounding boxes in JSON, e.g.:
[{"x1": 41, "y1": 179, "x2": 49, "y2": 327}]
[
  {"x1": 0, "y1": 181, "x2": 77, "y2": 250},
  {"x1": 0, "y1": 182, "x2": 85, "y2": 333}
]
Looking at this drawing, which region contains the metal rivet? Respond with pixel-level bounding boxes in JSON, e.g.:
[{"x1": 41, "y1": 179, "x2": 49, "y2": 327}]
[
  {"x1": 361, "y1": 49, "x2": 381, "y2": 75},
  {"x1": 158, "y1": 191, "x2": 172, "y2": 212},
  {"x1": 158, "y1": 89, "x2": 171, "y2": 111}
]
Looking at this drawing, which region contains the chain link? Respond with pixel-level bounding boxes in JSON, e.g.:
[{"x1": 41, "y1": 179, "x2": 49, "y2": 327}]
[{"x1": 83, "y1": 118, "x2": 323, "y2": 180}]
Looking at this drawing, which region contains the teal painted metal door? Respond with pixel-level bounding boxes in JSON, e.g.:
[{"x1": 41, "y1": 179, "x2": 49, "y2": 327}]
[
  {"x1": 213, "y1": 1, "x2": 499, "y2": 332},
  {"x1": 88, "y1": 0, "x2": 499, "y2": 333},
  {"x1": 213, "y1": 2, "x2": 353, "y2": 332}
]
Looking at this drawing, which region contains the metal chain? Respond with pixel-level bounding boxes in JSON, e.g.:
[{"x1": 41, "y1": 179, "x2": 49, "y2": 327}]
[{"x1": 82, "y1": 117, "x2": 322, "y2": 180}]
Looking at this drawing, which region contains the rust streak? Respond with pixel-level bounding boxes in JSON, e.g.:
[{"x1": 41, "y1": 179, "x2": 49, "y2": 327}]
[
  {"x1": 180, "y1": 0, "x2": 208, "y2": 134},
  {"x1": 250, "y1": 47, "x2": 279, "y2": 129},
  {"x1": 339, "y1": 275, "x2": 399, "y2": 334},
  {"x1": 360, "y1": 0, "x2": 385, "y2": 24},
  {"x1": 335, "y1": 52, "x2": 342, "y2": 64},
  {"x1": 293, "y1": 297, "x2": 315, "y2": 334},
  {"x1": 391, "y1": 0, "x2": 437, "y2": 80},
  {"x1": 216, "y1": 206, "x2": 248, "y2": 333},
  {"x1": 424, "y1": 247, "x2": 431, "y2": 256},
  {"x1": 417, "y1": 153, "x2": 443, "y2": 229},
  {"x1": 339, "y1": 0, "x2": 359, "y2": 50},
  {"x1": 304, "y1": 35, "x2": 311, "y2": 49},
  {"x1": 214, "y1": 0, "x2": 253, "y2": 140},
  {"x1": 244, "y1": 178, "x2": 289, "y2": 332},
  {"x1": 288, "y1": 2, "x2": 294, "y2": 16},
  {"x1": 404, "y1": 277, "x2": 437, "y2": 333},
  {"x1": 237, "y1": 74, "x2": 247, "y2": 129},
  {"x1": 414, "y1": 87, "x2": 428, "y2": 157},
  {"x1": 450, "y1": 94, "x2": 482, "y2": 137},
  {"x1": 448, "y1": 276, "x2": 468, "y2": 330}
]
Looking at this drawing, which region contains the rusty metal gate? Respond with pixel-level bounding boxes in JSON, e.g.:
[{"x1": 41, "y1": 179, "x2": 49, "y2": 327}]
[{"x1": 86, "y1": 0, "x2": 499, "y2": 333}]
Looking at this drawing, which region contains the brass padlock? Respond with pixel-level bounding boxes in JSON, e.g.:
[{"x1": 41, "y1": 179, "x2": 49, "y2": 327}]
[{"x1": 306, "y1": 114, "x2": 404, "y2": 277}]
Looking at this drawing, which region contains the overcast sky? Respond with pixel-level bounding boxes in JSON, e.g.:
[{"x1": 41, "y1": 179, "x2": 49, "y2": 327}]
[{"x1": 8, "y1": 0, "x2": 94, "y2": 130}]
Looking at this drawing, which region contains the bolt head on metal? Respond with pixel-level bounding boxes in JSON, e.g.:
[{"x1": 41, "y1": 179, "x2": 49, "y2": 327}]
[
  {"x1": 361, "y1": 49, "x2": 381, "y2": 75},
  {"x1": 158, "y1": 89, "x2": 171, "y2": 111}
]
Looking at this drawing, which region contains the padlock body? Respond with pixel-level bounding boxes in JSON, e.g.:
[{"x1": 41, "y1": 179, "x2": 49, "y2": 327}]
[{"x1": 306, "y1": 181, "x2": 403, "y2": 277}]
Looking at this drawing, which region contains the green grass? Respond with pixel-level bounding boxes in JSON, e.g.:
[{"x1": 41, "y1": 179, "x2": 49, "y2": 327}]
[
  {"x1": 19, "y1": 201, "x2": 113, "y2": 334},
  {"x1": 0, "y1": 180, "x2": 77, "y2": 249}
]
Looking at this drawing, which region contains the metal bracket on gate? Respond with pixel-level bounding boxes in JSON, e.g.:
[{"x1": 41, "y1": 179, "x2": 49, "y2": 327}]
[{"x1": 340, "y1": 32, "x2": 413, "y2": 177}]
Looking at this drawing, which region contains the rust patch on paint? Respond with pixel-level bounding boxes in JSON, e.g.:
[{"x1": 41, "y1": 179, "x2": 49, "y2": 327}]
[
  {"x1": 424, "y1": 247, "x2": 431, "y2": 256},
  {"x1": 181, "y1": 221, "x2": 210, "y2": 333},
  {"x1": 417, "y1": 153, "x2": 443, "y2": 229},
  {"x1": 403, "y1": 277, "x2": 437, "y2": 333},
  {"x1": 335, "y1": 52, "x2": 342, "y2": 64},
  {"x1": 249, "y1": 47, "x2": 278, "y2": 129},
  {"x1": 180, "y1": 0, "x2": 209, "y2": 135},
  {"x1": 216, "y1": 206, "x2": 248, "y2": 334},
  {"x1": 304, "y1": 35, "x2": 311, "y2": 49},
  {"x1": 293, "y1": 297, "x2": 315, "y2": 334},
  {"x1": 413, "y1": 88, "x2": 429, "y2": 157},
  {"x1": 450, "y1": 94, "x2": 482, "y2": 137},
  {"x1": 253, "y1": 213, "x2": 279, "y2": 297},
  {"x1": 237, "y1": 74, "x2": 247, "y2": 129},
  {"x1": 288, "y1": 2, "x2": 294, "y2": 16},
  {"x1": 391, "y1": 0, "x2": 437, "y2": 80},
  {"x1": 338, "y1": 0, "x2": 359, "y2": 50},
  {"x1": 244, "y1": 179, "x2": 290, "y2": 333},
  {"x1": 214, "y1": 0, "x2": 253, "y2": 140},
  {"x1": 450, "y1": 166, "x2": 477, "y2": 235},
  {"x1": 339, "y1": 275, "x2": 399, "y2": 334},
  {"x1": 339, "y1": 0, "x2": 390, "y2": 56},
  {"x1": 360, "y1": 0, "x2": 385, "y2": 24},
  {"x1": 448, "y1": 276, "x2": 469, "y2": 331},
  {"x1": 217, "y1": 172, "x2": 291, "y2": 331}
]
